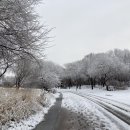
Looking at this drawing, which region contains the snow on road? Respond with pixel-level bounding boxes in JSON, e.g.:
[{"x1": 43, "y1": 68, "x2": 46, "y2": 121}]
[
  {"x1": 66, "y1": 86, "x2": 130, "y2": 105},
  {"x1": 61, "y1": 90, "x2": 130, "y2": 130}
]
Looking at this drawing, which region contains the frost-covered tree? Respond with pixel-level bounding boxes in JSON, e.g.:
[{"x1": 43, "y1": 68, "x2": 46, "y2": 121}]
[
  {"x1": 63, "y1": 49, "x2": 130, "y2": 90},
  {"x1": 82, "y1": 53, "x2": 97, "y2": 89},
  {"x1": 87, "y1": 54, "x2": 115, "y2": 90},
  {"x1": 14, "y1": 59, "x2": 34, "y2": 88},
  {"x1": 36, "y1": 61, "x2": 63, "y2": 90},
  {"x1": 62, "y1": 61, "x2": 85, "y2": 89},
  {"x1": 83, "y1": 51, "x2": 130, "y2": 90},
  {"x1": 113, "y1": 49, "x2": 130, "y2": 64},
  {"x1": 0, "y1": 0, "x2": 49, "y2": 78}
]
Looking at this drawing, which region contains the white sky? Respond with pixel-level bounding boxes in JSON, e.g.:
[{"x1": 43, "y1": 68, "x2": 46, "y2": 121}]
[{"x1": 36, "y1": 0, "x2": 130, "y2": 65}]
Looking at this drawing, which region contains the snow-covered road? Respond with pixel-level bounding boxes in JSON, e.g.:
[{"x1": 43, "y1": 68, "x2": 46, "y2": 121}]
[
  {"x1": 71, "y1": 91, "x2": 130, "y2": 125},
  {"x1": 61, "y1": 91, "x2": 130, "y2": 130}
]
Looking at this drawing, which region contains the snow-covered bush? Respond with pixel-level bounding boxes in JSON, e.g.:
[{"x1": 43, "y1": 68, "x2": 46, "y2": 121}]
[
  {"x1": 36, "y1": 61, "x2": 63, "y2": 90},
  {"x1": 0, "y1": 87, "x2": 47, "y2": 127}
]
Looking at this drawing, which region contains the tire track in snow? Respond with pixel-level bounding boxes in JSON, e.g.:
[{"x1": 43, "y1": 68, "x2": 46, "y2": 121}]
[
  {"x1": 86, "y1": 94, "x2": 130, "y2": 112},
  {"x1": 68, "y1": 91, "x2": 130, "y2": 130},
  {"x1": 62, "y1": 92, "x2": 121, "y2": 130}
]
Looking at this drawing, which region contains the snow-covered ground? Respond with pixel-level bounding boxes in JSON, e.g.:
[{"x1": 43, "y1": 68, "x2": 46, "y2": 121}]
[
  {"x1": 6, "y1": 93, "x2": 59, "y2": 130},
  {"x1": 0, "y1": 87, "x2": 60, "y2": 130},
  {"x1": 60, "y1": 86, "x2": 130, "y2": 105},
  {"x1": 59, "y1": 86, "x2": 130, "y2": 130}
]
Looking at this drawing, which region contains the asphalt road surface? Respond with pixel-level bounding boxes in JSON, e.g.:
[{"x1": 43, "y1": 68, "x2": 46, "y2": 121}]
[
  {"x1": 34, "y1": 93, "x2": 63, "y2": 130},
  {"x1": 34, "y1": 93, "x2": 92, "y2": 130}
]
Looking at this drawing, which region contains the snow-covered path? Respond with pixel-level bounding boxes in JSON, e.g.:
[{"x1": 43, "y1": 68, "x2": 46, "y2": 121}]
[
  {"x1": 71, "y1": 91, "x2": 130, "y2": 125},
  {"x1": 61, "y1": 91, "x2": 130, "y2": 130}
]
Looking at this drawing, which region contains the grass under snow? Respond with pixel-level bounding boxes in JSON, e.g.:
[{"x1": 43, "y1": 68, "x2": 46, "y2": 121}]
[{"x1": 0, "y1": 87, "x2": 53, "y2": 129}]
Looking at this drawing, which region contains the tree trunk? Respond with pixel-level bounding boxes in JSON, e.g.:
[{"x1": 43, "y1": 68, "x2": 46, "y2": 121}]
[
  {"x1": 90, "y1": 78, "x2": 94, "y2": 90},
  {"x1": 106, "y1": 85, "x2": 109, "y2": 91},
  {"x1": 0, "y1": 63, "x2": 9, "y2": 78},
  {"x1": 16, "y1": 79, "x2": 21, "y2": 89},
  {"x1": 91, "y1": 85, "x2": 94, "y2": 90}
]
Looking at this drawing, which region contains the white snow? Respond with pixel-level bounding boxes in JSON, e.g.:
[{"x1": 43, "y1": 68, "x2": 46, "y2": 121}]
[
  {"x1": 7, "y1": 108, "x2": 49, "y2": 130},
  {"x1": 59, "y1": 86, "x2": 130, "y2": 130},
  {"x1": 61, "y1": 86, "x2": 130, "y2": 105},
  {"x1": 5, "y1": 92, "x2": 59, "y2": 130}
]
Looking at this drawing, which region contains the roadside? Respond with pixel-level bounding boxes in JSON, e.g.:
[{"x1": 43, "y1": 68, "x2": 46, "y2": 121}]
[
  {"x1": 34, "y1": 93, "x2": 63, "y2": 130},
  {"x1": 0, "y1": 88, "x2": 57, "y2": 130}
]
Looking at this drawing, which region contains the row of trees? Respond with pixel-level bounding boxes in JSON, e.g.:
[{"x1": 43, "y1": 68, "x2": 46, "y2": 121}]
[
  {"x1": 2, "y1": 60, "x2": 63, "y2": 90},
  {"x1": 61, "y1": 49, "x2": 130, "y2": 90}
]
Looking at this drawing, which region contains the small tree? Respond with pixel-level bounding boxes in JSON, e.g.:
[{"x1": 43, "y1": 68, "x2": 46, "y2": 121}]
[{"x1": 38, "y1": 61, "x2": 62, "y2": 90}]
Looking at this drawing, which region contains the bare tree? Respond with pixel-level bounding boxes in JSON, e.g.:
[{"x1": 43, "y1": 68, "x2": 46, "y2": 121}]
[
  {"x1": 13, "y1": 60, "x2": 63, "y2": 90},
  {"x1": 14, "y1": 59, "x2": 33, "y2": 88},
  {"x1": 0, "y1": 0, "x2": 49, "y2": 78}
]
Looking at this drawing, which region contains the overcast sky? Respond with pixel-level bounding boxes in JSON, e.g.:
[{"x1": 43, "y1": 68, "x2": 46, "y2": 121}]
[{"x1": 36, "y1": 0, "x2": 130, "y2": 65}]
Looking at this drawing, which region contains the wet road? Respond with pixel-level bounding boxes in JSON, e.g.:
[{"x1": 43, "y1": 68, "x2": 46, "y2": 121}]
[
  {"x1": 34, "y1": 93, "x2": 62, "y2": 130},
  {"x1": 34, "y1": 92, "x2": 92, "y2": 130}
]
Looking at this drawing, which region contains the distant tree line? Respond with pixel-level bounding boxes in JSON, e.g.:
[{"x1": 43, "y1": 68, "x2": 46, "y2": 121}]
[{"x1": 61, "y1": 49, "x2": 130, "y2": 91}]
